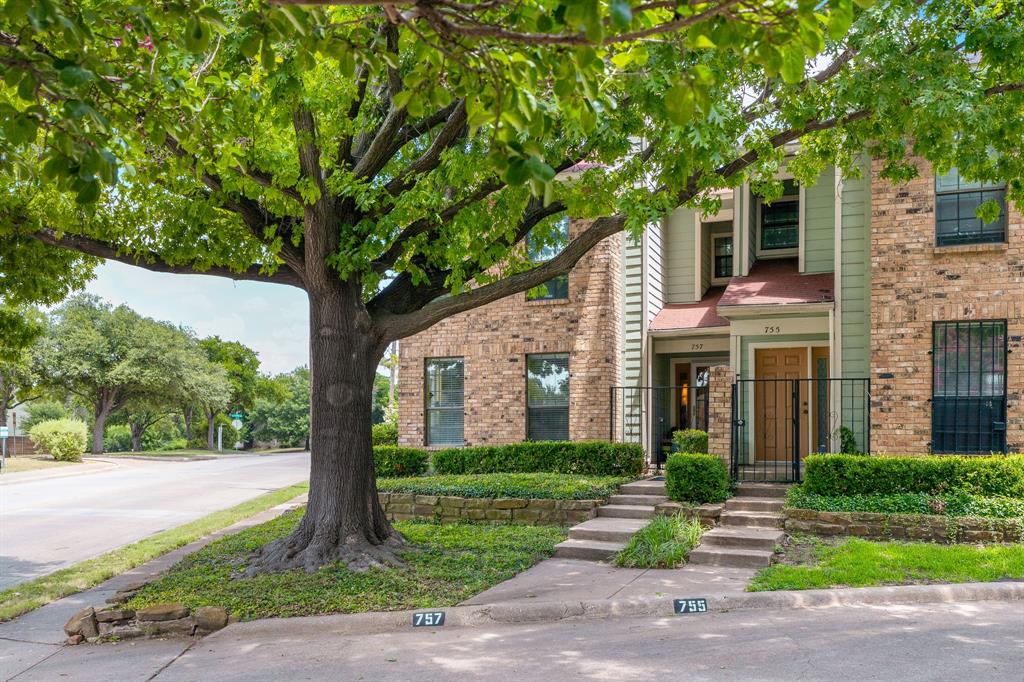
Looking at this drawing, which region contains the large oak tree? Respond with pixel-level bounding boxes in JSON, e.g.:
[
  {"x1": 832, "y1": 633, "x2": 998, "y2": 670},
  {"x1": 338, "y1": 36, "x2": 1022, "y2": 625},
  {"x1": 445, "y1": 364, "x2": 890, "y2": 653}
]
[{"x1": 2, "y1": 0, "x2": 1023, "y2": 572}]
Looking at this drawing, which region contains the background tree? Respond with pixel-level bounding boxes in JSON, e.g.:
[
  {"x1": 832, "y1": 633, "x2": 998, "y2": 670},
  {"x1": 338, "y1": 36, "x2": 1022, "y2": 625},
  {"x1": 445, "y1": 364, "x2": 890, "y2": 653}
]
[
  {"x1": 0, "y1": 306, "x2": 46, "y2": 428},
  {"x1": 3, "y1": 1, "x2": 1024, "y2": 572},
  {"x1": 39, "y1": 296, "x2": 198, "y2": 454},
  {"x1": 249, "y1": 367, "x2": 311, "y2": 448},
  {"x1": 198, "y1": 337, "x2": 260, "y2": 449}
]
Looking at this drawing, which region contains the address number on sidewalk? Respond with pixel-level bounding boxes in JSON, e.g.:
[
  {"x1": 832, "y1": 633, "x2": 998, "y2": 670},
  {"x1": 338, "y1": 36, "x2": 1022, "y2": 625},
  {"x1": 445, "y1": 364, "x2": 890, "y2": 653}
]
[
  {"x1": 673, "y1": 598, "x2": 708, "y2": 615},
  {"x1": 412, "y1": 611, "x2": 446, "y2": 627}
]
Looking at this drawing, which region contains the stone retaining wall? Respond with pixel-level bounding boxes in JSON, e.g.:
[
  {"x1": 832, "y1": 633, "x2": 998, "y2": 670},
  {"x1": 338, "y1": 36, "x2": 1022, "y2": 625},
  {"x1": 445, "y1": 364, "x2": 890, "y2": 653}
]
[
  {"x1": 785, "y1": 508, "x2": 1024, "y2": 543},
  {"x1": 379, "y1": 492, "x2": 601, "y2": 525}
]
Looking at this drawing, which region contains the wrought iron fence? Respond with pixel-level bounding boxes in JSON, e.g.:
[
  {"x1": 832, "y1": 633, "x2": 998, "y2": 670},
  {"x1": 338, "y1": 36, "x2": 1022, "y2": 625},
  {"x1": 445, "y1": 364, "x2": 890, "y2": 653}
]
[
  {"x1": 730, "y1": 378, "x2": 870, "y2": 483},
  {"x1": 609, "y1": 385, "x2": 711, "y2": 468}
]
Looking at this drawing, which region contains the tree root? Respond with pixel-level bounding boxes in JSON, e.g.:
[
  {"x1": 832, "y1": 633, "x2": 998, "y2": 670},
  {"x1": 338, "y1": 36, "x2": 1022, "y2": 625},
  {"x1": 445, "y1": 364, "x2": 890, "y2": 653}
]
[{"x1": 242, "y1": 527, "x2": 407, "y2": 577}]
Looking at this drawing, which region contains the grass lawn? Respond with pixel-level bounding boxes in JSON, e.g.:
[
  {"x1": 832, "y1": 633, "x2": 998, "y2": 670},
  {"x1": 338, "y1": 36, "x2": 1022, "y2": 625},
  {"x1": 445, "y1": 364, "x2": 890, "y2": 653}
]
[
  {"x1": 1, "y1": 456, "x2": 81, "y2": 473},
  {"x1": 748, "y1": 535, "x2": 1024, "y2": 591},
  {"x1": 128, "y1": 510, "x2": 567, "y2": 620},
  {"x1": 377, "y1": 473, "x2": 630, "y2": 500},
  {"x1": 0, "y1": 482, "x2": 309, "y2": 621},
  {"x1": 614, "y1": 514, "x2": 704, "y2": 568}
]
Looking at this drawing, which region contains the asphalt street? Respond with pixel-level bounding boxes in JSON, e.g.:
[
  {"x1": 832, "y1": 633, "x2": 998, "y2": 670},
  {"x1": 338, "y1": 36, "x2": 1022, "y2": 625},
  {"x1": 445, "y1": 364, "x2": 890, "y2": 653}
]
[{"x1": 0, "y1": 453, "x2": 309, "y2": 589}]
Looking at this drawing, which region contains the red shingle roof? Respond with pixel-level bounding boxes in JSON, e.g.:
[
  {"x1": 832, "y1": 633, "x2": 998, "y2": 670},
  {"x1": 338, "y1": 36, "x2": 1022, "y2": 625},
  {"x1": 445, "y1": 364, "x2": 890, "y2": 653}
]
[
  {"x1": 650, "y1": 288, "x2": 729, "y2": 332},
  {"x1": 718, "y1": 258, "x2": 833, "y2": 308}
]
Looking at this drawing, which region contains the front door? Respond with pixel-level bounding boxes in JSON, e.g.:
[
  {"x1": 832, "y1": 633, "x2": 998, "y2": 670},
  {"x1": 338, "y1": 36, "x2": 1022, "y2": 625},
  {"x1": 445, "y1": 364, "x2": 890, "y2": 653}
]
[{"x1": 755, "y1": 348, "x2": 808, "y2": 461}]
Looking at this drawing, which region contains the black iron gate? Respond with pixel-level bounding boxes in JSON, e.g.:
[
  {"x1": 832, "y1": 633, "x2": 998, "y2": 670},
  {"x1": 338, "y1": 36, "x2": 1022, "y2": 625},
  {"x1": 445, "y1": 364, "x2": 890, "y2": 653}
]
[
  {"x1": 730, "y1": 378, "x2": 870, "y2": 483},
  {"x1": 610, "y1": 385, "x2": 710, "y2": 468}
]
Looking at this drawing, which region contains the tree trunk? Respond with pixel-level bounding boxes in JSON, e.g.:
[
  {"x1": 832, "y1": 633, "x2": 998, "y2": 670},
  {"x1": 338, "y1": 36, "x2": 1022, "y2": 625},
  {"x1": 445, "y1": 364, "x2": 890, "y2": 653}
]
[
  {"x1": 247, "y1": 281, "x2": 398, "y2": 574},
  {"x1": 183, "y1": 406, "x2": 194, "y2": 442},
  {"x1": 205, "y1": 408, "x2": 216, "y2": 450},
  {"x1": 130, "y1": 422, "x2": 144, "y2": 452},
  {"x1": 92, "y1": 402, "x2": 110, "y2": 455}
]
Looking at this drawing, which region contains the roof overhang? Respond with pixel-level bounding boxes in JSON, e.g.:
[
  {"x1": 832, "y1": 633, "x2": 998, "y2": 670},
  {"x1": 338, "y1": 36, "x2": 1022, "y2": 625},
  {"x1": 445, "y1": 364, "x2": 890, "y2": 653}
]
[
  {"x1": 716, "y1": 301, "x2": 834, "y2": 319},
  {"x1": 647, "y1": 325, "x2": 731, "y2": 338}
]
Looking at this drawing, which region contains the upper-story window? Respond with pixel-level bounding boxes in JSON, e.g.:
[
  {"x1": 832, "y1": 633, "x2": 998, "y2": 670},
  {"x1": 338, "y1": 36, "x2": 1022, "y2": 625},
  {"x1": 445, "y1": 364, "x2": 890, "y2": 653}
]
[
  {"x1": 712, "y1": 235, "x2": 733, "y2": 280},
  {"x1": 935, "y1": 168, "x2": 1006, "y2": 246},
  {"x1": 758, "y1": 179, "x2": 800, "y2": 254},
  {"x1": 526, "y1": 216, "x2": 570, "y2": 301}
]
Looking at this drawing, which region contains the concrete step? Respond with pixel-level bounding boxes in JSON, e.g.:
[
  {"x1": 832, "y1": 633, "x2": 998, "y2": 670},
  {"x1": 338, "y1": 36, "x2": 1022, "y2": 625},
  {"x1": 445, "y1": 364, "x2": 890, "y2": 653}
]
[
  {"x1": 609, "y1": 494, "x2": 668, "y2": 506},
  {"x1": 618, "y1": 479, "x2": 667, "y2": 496},
  {"x1": 688, "y1": 546, "x2": 775, "y2": 568},
  {"x1": 699, "y1": 527, "x2": 785, "y2": 551},
  {"x1": 598, "y1": 504, "x2": 656, "y2": 520},
  {"x1": 720, "y1": 511, "x2": 785, "y2": 529},
  {"x1": 725, "y1": 497, "x2": 785, "y2": 512},
  {"x1": 735, "y1": 483, "x2": 790, "y2": 498},
  {"x1": 553, "y1": 538, "x2": 625, "y2": 561},
  {"x1": 568, "y1": 517, "x2": 648, "y2": 543}
]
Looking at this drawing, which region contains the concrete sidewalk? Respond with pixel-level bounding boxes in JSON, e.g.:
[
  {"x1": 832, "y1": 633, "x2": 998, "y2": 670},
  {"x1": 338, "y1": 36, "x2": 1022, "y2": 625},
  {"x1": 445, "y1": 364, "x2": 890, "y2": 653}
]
[{"x1": 0, "y1": 495, "x2": 307, "y2": 682}]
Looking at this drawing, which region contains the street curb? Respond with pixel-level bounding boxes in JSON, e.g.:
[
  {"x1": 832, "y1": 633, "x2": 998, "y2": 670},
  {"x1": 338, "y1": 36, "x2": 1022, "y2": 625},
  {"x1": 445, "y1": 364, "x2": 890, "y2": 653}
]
[{"x1": 204, "y1": 580, "x2": 1024, "y2": 642}]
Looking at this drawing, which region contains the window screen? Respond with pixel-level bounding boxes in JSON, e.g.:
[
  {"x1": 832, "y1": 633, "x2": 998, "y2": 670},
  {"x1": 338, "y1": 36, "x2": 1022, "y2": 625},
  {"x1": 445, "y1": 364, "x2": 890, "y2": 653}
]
[
  {"x1": 935, "y1": 169, "x2": 1006, "y2": 246},
  {"x1": 932, "y1": 321, "x2": 1007, "y2": 454},
  {"x1": 526, "y1": 216, "x2": 570, "y2": 301},
  {"x1": 526, "y1": 353, "x2": 569, "y2": 440},
  {"x1": 425, "y1": 358, "x2": 464, "y2": 446}
]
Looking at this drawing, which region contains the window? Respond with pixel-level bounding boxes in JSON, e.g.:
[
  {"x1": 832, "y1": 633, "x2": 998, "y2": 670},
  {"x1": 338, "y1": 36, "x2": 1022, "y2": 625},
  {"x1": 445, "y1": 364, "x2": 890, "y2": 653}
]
[
  {"x1": 759, "y1": 179, "x2": 799, "y2": 252},
  {"x1": 712, "y1": 235, "x2": 733, "y2": 279},
  {"x1": 932, "y1": 321, "x2": 1007, "y2": 454},
  {"x1": 425, "y1": 358, "x2": 464, "y2": 446},
  {"x1": 935, "y1": 168, "x2": 1006, "y2": 246},
  {"x1": 526, "y1": 216, "x2": 569, "y2": 301},
  {"x1": 526, "y1": 353, "x2": 569, "y2": 440}
]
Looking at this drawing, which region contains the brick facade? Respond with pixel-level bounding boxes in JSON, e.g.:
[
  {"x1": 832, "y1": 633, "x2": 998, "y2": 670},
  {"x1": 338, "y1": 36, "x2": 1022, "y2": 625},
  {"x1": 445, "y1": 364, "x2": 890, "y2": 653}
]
[
  {"x1": 707, "y1": 364, "x2": 733, "y2": 461},
  {"x1": 398, "y1": 222, "x2": 622, "y2": 447},
  {"x1": 870, "y1": 157, "x2": 1024, "y2": 453}
]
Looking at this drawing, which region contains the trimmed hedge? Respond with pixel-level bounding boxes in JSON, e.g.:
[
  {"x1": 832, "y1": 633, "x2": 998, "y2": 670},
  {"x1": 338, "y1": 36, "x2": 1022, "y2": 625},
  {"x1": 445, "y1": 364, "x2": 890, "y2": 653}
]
[
  {"x1": 432, "y1": 440, "x2": 644, "y2": 477},
  {"x1": 371, "y1": 422, "x2": 398, "y2": 446},
  {"x1": 672, "y1": 429, "x2": 708, "y2": 454},
  {"x1": 373, "y1": 446, "x2": 428, "y2": 478},
  {"x1": 665, "y1": 453, "x2": 731, "y2": 504},
  {"x1": 804, "y1": 454, "x2": 1024, "y2": 497},
  {"x1": 377, "y1": 473, "x2": 628, "y2": 500},
  {"x1": 786, "y1": 485, "x2": 1024, "y2": 519}
]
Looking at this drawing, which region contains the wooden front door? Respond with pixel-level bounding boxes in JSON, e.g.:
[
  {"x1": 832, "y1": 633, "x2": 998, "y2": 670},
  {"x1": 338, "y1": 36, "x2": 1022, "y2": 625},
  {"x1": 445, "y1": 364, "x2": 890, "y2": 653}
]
[{"x1": 755, "y1": 348, "x2": 808, "y2": 461}]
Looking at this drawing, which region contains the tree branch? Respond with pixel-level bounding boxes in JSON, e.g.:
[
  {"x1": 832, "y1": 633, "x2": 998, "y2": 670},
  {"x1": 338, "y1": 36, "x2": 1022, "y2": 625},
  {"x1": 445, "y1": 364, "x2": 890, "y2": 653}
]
[
  {"x1": 29, "y1": 229, "x2": 305, "y2": 288},
  {"x1": 384, "y1": 100, "x2": 467, "y2": 195}
]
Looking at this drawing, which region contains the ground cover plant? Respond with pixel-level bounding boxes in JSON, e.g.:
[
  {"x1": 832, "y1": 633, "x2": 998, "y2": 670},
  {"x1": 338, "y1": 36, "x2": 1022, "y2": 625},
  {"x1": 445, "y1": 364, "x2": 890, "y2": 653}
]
[
  {"x1": 0, "y1": 483, "x2": 309, "y2": 621},
  {"x1": 748, "y1": 535, "x2": 1024, "y2": 591},
  {"x1": 127, "y1": 511, "x2": 566, "y2": 620},
  {"x1": 377, "y1": 473, "x2": 628, "y2": 500},
  {"x1": 614, "y1": 514, "x2": 704, "y2": 569},
  {"x1": 786, "y1": 486, "x2": 1024, "y2": 519}
]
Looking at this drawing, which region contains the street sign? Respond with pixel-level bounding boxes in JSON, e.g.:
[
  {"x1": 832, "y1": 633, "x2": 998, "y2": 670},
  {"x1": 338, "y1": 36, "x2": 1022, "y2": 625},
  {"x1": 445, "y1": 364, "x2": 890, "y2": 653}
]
[
  {"x1": 229, "y1": 412, "x2": 244, "y2": 420},
  {"x1": 673, "y1": 598, "x2": 709, "y2": 615},
  {"x1": 0, "y1": 426, "x2": 8, "y2": 439},
  {"x1": 231, "y1": 419, "x2": 243, "y2": 430}
]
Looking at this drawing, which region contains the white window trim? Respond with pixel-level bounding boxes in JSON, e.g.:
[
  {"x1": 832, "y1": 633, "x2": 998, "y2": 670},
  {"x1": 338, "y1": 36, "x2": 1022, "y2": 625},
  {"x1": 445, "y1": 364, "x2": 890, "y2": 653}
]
[
  {"x1": 755, "y1": 192, "x2": 801, "y2": 259},
  {"x1": 711, "y1": 233, "x2": 733, "y2": 285}
]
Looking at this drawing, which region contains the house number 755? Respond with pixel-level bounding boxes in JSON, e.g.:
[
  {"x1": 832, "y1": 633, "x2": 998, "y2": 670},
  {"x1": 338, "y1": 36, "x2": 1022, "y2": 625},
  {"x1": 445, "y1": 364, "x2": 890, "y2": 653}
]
[{"x1": 764, "y1": 326, "x2": 781, "y2": 334}]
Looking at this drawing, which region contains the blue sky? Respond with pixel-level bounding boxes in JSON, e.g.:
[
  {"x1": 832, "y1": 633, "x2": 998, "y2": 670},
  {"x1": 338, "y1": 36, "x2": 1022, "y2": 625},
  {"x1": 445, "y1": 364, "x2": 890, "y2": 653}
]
[{"x1": 85, "y1": 261, "x2": 309, "y2": 375}]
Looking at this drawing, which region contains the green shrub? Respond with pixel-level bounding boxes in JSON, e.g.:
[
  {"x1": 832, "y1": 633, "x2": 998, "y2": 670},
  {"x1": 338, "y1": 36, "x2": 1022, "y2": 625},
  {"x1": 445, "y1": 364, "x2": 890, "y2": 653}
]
[
  {"x1": 836, "y1": 426, "x2": 864, "y2": 455},
  {"x1": 373, "y1": 446, "x2": 428, "y2": 478},
  {"x1": 29, "y1": 418, "x2": 88, "y2": 462},
  {"x1": 431, "y1": 440, "x2": 644, "y2": 477},
  {"x1": 21, "y1": 400, "x2": 68, "y2": 433},
  {"x1": 804, "y1": 454, "x2": 1024, "y2": 497},
  {"x1": 786, "y1": 485, "x2": 1024, "y2": 519},
  {"x1": 377, "y1": 473, "x2": 627, "y2": 500},
  {"x1": 614, "y1": 514, "x2": 704, "y2": 568},
  {"x1": 665, "y1": 453, "x2": 731, "y2": 504},
  {"x1": 371, "y1": 422, "x2": 398, "y2": 446},
  {"x1": 672, "y1": 429, "x2": 708, "y2": 454},
  {"x1": 103, "y1": 424, "x2": 133, "y2": 452}
]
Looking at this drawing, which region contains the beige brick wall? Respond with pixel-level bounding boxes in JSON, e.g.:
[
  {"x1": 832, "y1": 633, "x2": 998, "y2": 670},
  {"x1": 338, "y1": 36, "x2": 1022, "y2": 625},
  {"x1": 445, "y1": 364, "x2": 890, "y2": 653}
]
[
  {"x1": 707, "y1": 364, "x2": 734, "y2": 462},
  {"x1": 398, "y1": 221, "x2": 622, "y2": 447},
  {"x1": 870, "y1": 157, "x2": 1024, "y2": 453}
]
